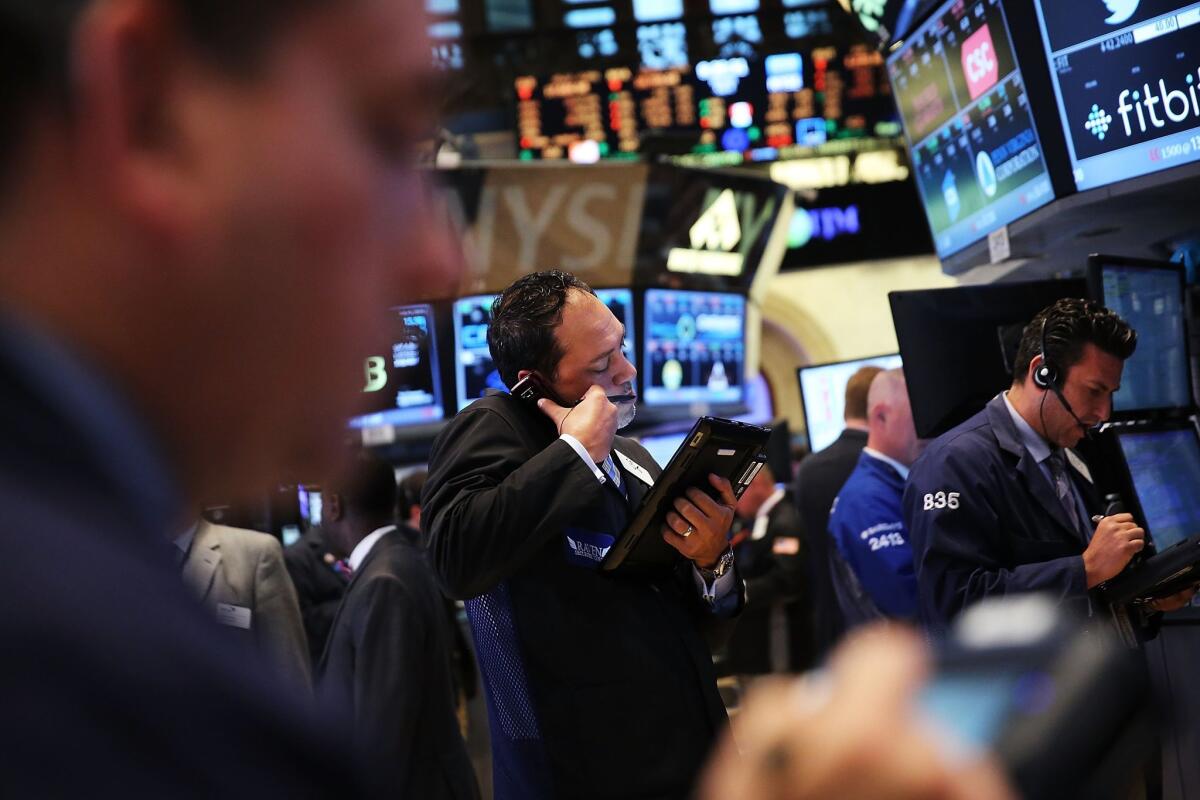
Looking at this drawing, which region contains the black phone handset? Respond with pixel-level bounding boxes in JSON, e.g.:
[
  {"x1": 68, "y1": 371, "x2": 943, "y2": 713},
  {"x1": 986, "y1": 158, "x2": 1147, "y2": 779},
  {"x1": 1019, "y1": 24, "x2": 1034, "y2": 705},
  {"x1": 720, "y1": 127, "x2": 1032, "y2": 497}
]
[
  {"x1": 511, "y1": 372, "x2": 636, "y2": 408},
  {"x1": 510, "y1": 372, "x2": 570, "y2": 408}
]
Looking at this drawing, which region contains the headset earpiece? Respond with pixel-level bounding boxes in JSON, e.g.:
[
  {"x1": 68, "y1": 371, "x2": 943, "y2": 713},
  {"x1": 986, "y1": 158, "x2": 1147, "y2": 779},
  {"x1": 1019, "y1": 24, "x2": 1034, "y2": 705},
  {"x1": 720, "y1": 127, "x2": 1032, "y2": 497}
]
[{"x1": 1033, "y1": 317, "x2": 1057, "y2": 390}]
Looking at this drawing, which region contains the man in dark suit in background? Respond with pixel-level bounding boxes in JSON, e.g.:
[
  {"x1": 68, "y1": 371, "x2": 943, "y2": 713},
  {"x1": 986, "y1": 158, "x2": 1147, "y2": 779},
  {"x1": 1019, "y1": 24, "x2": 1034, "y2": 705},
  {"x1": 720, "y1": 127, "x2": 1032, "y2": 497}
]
[
  {"x1": 423, "y1": 270, "x2": 744, "y2": 800},
  {"x1": 793, "y1": 365, "x2": 882, "y2": 663},
  {"x1": 0, "y1": 0, "x2": 454, "y2": 794},
  {"x1": 721, "y1": 464, "x2": 810, "y2": 676},
  {"x1": 284, "y1": 525, "x2": 350, "y2": 670},
  {"x1": 319, "y1": 453, "x2": 478, "y2": 800}
]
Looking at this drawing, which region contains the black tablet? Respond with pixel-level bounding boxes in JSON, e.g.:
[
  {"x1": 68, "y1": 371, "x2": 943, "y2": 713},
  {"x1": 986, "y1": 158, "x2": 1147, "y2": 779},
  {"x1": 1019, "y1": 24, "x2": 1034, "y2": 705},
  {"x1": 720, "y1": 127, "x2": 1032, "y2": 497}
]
[{"x1": 601, "y1": 416, "x2": 770, "y2": 572}]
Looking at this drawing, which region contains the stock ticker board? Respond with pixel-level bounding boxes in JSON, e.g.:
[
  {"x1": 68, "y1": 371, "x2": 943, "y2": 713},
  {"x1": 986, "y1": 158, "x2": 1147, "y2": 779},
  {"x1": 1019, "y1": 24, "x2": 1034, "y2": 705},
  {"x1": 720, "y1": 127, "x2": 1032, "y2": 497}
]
[{"x1": 513, "y1": 37, "x2": 900, "y2": 165}]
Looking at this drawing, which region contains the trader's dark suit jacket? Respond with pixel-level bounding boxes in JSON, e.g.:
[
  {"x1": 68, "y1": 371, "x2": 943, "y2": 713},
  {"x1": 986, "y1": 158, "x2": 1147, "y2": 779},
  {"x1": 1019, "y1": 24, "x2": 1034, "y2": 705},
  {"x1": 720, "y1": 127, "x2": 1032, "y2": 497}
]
[
  {"x1": 423, "y1": 394, "x2": 743, "y2": 800},
  {"x1": 792, "y1": 427, "x2": 868, "y2": 663},
  {"x1": 284, "y1": 525, "x2": 349, "y2": 667},
  {"x1": 722, "y1": 494, "x2": 811, "y2": 675},
  {"x1": 904, "y1": 395, "x2": 1108, "y2": 631},
  {"x1": 0, "y1": 326, "x2": 361, "y2": 796},
  {"x1": 318, "y1": 526, "x2": 479, "y2": 800}
]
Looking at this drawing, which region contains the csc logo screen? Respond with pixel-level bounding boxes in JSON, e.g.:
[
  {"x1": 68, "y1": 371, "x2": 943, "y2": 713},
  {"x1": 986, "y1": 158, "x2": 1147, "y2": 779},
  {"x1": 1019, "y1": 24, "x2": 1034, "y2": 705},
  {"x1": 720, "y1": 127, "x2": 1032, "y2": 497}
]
[{"x1": 962, "y1": 25, "x2": 999, "y2": 101}]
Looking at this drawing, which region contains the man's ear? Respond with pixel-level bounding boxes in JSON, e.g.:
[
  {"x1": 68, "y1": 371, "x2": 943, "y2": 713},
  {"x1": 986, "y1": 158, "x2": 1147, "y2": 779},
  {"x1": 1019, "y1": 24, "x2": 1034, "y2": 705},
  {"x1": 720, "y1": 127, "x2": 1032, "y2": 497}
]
[
  {"x1": 516, "y1": 369, "x2": 531, "y2": 382},
  {"x1": 73, "y1": 0, "x2": 204, "y2": 247}
]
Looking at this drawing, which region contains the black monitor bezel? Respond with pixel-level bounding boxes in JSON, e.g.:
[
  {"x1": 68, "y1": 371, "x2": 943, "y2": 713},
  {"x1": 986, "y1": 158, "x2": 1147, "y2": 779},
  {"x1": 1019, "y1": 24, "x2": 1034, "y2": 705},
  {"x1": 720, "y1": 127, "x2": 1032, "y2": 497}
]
[{"x1": 1085, "y1": 253, "x2": 1192, "y2": 422}]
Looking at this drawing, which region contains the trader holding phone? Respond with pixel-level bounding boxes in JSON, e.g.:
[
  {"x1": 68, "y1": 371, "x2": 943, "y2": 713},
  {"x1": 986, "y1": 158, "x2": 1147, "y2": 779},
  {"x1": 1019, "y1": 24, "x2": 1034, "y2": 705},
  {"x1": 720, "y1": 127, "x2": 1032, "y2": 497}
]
[{"x1": 423, "y1": 270, "x2": 743, "y2": 800}]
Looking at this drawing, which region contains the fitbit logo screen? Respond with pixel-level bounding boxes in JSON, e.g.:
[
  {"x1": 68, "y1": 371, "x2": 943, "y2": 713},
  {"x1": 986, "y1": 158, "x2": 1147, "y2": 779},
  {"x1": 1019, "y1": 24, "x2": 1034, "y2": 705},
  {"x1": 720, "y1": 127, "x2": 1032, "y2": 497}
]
[
  {"x1": 1043, "y1": 0, "x2": 1200, "y2": 190},
  {"x1": 1114, "y1": 71, "x2": 1200, "y2": 136}
]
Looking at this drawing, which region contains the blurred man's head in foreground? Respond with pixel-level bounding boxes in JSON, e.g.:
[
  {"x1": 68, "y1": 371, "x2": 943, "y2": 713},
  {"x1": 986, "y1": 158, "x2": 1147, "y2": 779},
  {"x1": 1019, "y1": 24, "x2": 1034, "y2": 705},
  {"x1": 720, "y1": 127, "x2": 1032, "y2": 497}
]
[{"x1": 0, "y1": 0, "x2": 459, "y2": 501}]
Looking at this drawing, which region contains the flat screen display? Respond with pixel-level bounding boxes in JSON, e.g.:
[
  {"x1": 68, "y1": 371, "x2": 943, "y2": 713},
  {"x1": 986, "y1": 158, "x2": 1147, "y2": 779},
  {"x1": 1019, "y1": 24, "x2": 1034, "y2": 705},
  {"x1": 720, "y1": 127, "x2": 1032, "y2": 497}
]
[
  {"x1": 453, "y1": 294, "x2": 502, "y2": 411},
  {"x1": 350, "y1": 304, "x2": 446, "y2": 429},
  {"x1": 887, "y1": 0, "x2": 1055, "y2": 258},
  {"x1": 1095, "y1": 260, "x2": 1189, "y2": 413},
  {"x1": 638, "y1": 431, "x2": 689, "y2": 468},
  {"x1": 643, "y1": 289, "x2": 745, "y2": 406},
  {"x1": 1034, "y1": 0, "x2": 1200, "y2": 191},
  {"x1": 798, "y1": 354, "x2": 903, "y2": 453},
  {"x1": 1118, "y1": 427, "x2": 1200, "y2": 551}
]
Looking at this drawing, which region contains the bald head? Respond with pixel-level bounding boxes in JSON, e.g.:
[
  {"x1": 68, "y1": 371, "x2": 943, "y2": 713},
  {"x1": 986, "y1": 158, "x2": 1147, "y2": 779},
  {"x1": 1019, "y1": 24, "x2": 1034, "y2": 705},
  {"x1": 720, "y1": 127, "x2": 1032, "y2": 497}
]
[
  {"x1": 867, "y1": 369, "x2": 907, "y2": 415},
  {"x1": 866, "y1": 369, "x2": 921, "y2": 467}
]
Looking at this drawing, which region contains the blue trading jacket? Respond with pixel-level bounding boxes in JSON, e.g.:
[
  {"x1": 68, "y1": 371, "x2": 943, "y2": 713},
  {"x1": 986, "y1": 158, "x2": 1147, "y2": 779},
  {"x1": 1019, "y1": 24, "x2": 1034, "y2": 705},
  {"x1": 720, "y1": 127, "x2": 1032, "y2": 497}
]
[{"x1": 827, "y1": 452, "x2": 919, "y2": 620}]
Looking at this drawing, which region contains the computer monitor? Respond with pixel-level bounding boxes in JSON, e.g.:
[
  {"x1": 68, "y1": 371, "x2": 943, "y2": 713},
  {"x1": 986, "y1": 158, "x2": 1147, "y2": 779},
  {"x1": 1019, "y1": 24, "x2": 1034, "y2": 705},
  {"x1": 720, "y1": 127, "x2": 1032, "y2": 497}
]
[
  {"x1": 1087, "y1": 255, "x2": 1190, "y2": 416},
  {"x1": 1116, "y1": 426, "x2": 1200, "y2": 552},
  {"x1": 350, "y1": 304, "x2": 446, "y2": 430},
  {"x1": 638, "y1": 431, "x2": 690, "y2": 469},
  {"x1": 643, "y1": 289, "x2": 746, "y2": 407},
  {"x1": 890, "y1": 278, "x2": 1087, "y2": 438},
  {"x1": 887, "y1": 0, "x2": 1056, "y2": 258},
  {"x1": 1032, "y1": 1, "x2": 1200, "y2": 192},
  {"x1": 453, "y1": 294, "x2": 503, "y2": 411},
  {"x1": 595, "y1": 287, "x2": 638, "y2": 375},
  {"x1": 798, "y1": 354, "x2": 903, "y2": 453}
]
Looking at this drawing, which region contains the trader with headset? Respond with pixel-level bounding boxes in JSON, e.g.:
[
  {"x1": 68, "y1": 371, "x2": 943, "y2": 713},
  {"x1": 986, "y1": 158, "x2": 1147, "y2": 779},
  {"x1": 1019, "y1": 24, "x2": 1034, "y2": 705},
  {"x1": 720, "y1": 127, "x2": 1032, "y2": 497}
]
[{"x1": 904, "y1": 298, "x2": 1195, "y2": 632}]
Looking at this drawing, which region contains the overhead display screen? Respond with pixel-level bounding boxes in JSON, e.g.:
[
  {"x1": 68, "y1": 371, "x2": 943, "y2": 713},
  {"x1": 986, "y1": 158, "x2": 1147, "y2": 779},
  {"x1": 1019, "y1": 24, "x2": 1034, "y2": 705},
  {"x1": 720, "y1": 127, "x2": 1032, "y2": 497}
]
[
  {"x1": 887, "y1": 0, "x2": 1055, "y2": 258},
  {"x1": 515, "y1": 40, "x2": 898, "y2": 166},
  {"x1": 1034, "y1": 0, "x2": 1200, "y2": 191},
  {"x1": 453, "y1": 294, "x2": 502, "y2": 410},
  {"x1": 351, "y1": 304, "x2": 446, "y2": 430},
  {"x1": 643, "y1": 289, "x2": 745, "y2": 406}
]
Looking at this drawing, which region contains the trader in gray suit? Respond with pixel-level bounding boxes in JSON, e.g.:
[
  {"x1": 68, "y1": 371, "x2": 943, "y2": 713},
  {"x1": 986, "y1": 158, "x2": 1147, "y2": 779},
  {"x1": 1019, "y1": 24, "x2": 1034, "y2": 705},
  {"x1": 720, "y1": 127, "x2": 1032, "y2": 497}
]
[{"x1": 179, "y1": 520, "x2": 311, "y2": 691}]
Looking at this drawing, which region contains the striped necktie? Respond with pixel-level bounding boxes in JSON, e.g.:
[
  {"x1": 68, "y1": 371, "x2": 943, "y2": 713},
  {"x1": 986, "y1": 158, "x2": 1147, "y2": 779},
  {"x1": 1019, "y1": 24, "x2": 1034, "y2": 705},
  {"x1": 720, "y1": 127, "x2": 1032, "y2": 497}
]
[
  {"x1": 599, "y1": 454, "x2": 627, "y2": 500},
  {"x1": 1046, "y1": 450, "x2": 1083, "y2": 536}
]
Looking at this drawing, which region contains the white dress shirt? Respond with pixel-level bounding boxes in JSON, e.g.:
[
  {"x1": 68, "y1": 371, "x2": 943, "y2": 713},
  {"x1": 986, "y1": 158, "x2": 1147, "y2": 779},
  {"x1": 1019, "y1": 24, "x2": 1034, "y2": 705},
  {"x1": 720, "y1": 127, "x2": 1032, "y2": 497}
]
[{"x1": 348, "y1": 524, "x2": 397, "y2": 572}]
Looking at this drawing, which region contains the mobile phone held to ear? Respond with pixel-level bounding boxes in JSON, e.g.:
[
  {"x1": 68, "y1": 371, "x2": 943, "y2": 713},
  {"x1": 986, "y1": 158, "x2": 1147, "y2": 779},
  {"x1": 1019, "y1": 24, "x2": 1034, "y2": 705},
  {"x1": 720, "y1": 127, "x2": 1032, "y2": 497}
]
[
  {"x1": 512, "y1": 372, "x2": 637, "y2": 408},
  {"x1": 511, "y1": 372, "x2": 569, "y2": 407}
]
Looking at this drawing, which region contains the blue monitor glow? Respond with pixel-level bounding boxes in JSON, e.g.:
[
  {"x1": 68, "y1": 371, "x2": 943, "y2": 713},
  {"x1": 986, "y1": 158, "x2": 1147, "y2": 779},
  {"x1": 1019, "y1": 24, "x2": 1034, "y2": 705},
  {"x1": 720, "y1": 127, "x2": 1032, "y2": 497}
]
[
  {"x1": 595, "y1": 288, "x2": 638, "y2": 374},
  {"x1": 643, "y1": 289, "x2": 745, "y2": 407},
  {"x1": 1117, "y1": 427, "x2": 1200, "y2": 551},
  {"x1": 453, "y1": 294, "x2": 502, "y2": 411},
  {"x1": 887, "y1": 0, "x2": 1056, "y2": 258},
  {"x1": 798, "y1": 354, "x2": 903, "y2": 453},
  {"x1": 1033, "y1": 1, "x2": 1200, "y2": 192},
  {"x1": 1093, "y1": 258, "x2": 1190, "y2": 413},
  {"x1": 350, "y1": 304, "x2": 446, "y2": 430},
  {"x1": 638, "y1": 431, "x2": 690, "y2": 469}
]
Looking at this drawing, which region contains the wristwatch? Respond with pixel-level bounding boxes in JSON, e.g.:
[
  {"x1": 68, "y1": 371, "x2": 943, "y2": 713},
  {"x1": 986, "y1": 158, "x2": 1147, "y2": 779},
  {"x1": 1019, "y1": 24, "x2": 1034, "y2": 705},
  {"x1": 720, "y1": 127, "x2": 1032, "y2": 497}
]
[{"x1": 698, "y1": 546, "x2": 735, "y2": 583}]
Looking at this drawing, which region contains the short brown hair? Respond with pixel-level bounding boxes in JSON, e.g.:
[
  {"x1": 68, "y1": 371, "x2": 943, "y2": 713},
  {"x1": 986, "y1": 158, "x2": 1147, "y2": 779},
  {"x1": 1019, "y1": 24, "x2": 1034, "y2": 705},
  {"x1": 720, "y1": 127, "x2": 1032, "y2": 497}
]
[
  {"x1": 1012, "y1": 298, "x2": 1137, "y2": 384},
  {"x1": 844, "y1": 365, "x2": 884, "y2": 421}
]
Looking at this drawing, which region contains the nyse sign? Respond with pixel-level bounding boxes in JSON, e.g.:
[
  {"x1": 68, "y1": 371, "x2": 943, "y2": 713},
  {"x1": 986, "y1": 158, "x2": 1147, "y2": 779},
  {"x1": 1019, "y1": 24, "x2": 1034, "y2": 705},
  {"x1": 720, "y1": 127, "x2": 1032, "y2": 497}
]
[{"x1": 441, "y1": 165, "x2": 648, "y2": 293}]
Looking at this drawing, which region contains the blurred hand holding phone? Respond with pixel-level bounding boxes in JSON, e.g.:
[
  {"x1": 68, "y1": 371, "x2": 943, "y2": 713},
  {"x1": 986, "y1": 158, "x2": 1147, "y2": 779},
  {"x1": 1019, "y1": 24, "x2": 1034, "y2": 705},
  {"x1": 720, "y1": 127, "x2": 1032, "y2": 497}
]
[{"x1": 702, "y1": 595, "x2": 1155, "y2": 800}]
